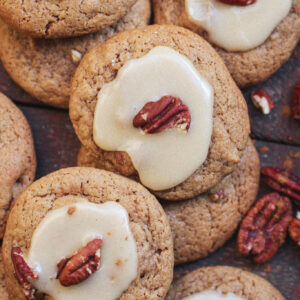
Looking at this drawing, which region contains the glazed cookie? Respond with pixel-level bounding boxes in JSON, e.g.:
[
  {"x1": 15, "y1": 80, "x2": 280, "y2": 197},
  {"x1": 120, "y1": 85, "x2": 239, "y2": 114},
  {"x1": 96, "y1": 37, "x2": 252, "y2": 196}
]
[
  {"x1": 166, "y1": 266, "x2": 284, "y2": 300},
  {"x1": 77, "y1": 139, "x2": 260, "y2": 264},
  {"x1": 153, "y1": 0, "x2": 300, "y2": 88},
  {"x1": 2, "y1": 167, "x2": 174, "y2": 299},
  {"x1": 0, "y1": 0, "x2": 137, "y2": 38},
  {"x1": 0, "y1": 93, "x2": 36, "y2": 238},
  {"x1": 70, "y1": 25, "x2": 250, "y2": 200},
  {"x1": 0, "y1": 0, "x2": 150, "y2": 108}
]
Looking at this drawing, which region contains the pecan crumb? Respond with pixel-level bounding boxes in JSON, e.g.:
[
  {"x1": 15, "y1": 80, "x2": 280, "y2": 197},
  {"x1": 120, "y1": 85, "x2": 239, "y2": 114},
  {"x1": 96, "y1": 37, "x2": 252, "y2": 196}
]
[
  {"x1": 251, "y1": 89, "x2": 274, "y2": 115},
  {"x1": 259, "y1": 146, "x2": 269, "y2": 154},
  {"x1": 115, "y1": 258, "x2": 123, "y2": 267},
  {"x1": 67, "y1": 206, "x2": 76, "y2": 216}
]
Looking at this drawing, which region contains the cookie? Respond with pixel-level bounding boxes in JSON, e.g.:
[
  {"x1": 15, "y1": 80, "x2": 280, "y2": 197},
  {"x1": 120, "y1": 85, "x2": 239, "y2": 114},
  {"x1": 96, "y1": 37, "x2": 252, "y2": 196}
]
[
  {"x1": 0, "y1": 0, "x2": 150, "y2": 109},
  {"x1": 70, "y1": 24, "x2": 250, "y2": 200},
  {"x1": 0, "y1": 249, "x2": 9, "y2": 300},
  {"x1": 166, "y1": 266, "x2": 284, "y2": 300},
  {"x1": 78, "y1": 139, "x2": 260, "y2": 264},
  {"x1": 2, "y1": 167, "x2": 174, "y2": 299},
  {"x1": 0, "y1": 0, "x2": 137, "y2": 38},
  {"x1": 0, "y1": 93, "x2": 36, "y2": 238},
  {"x1": 163, "y1": 139, "x2": 259, "y2": 264},
  {"x1": 152, "y1": 0, "x2": 300, "y2": 88}
]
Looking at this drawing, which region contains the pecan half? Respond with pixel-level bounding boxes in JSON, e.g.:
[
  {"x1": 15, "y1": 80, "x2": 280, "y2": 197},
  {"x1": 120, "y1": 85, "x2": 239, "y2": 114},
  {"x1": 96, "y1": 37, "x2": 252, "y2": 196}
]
[
  {"x1": 251, "y1": 89, "x2": 274, "y2": 115},
  {"x1": 218, "y1": 0, "x2": 256, "y2": 5},
  {"x1": 11, "y1": 247, "x2": 39, "y2": 300},
  {"x1": 262, "y1": 166, "x2": 300, "y2": 206},
  {"x1": 132, "y1": 96, "x2": 191, "y2": 134},
  {"x1": 237, "y1": 193, "x2": 292, "y2": 264},
  {"x1": 292, "y1": 82, "x2": 300, "y2": 119},
  {"x1": 289, "y1": 214, "x2": 300, "y2": 246},
  {"x1": 56, "y1": 238, "x2": 102, "y2": 286}
]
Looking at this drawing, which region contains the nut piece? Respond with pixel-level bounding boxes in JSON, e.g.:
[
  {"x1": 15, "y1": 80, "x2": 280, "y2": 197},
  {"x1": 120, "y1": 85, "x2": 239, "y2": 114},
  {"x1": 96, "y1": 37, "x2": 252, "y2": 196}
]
[
  {"x1": 11, "y1": 247, "x2": 39, "y2": 300},
  {"x1": 132, "y1": 96, "x2": 191, "y2": 134},
  {"x1": 71, "y1": 49, "x2": 82, "y2": 64},
  {"x1": 292, "y1": 82, "x2": 300, "y2": 119},
  {"x1": 237, "y1": 193, "x2": 292, "y2": 264},
  {"x1": 218, "y1": 0, "x2": 256, "y2": 6},
  {"x1": 262, "y1": 166, "x2": 300, "y2": 206},
  {"x1": 251, "y1": 89, "x2": 274, "y2": 114},
  {"x1": 56, "y1": 238, "x2": 102, "y2": 286},
  {"x1": 289, "y1": 212, "x2": 300, "y2": 246},
  {"x1": 209, "y1": 190, "x2": 226, "y2": 202}
]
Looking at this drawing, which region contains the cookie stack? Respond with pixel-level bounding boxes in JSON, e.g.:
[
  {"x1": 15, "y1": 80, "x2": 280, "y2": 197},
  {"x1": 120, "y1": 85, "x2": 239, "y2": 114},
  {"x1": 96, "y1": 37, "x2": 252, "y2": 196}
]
[
  {"x1": 0, "y1": 92, "x2": 36, "y2": 299},
  {"x1": 0, "y1": 1, "x2": 297, "y2": 300},
  {"x1": 71, "y1": 24, "x2": 260, "y2": 264},
  {"x1": 0, "y1": 0, "x2": 151, "y2": 108}
]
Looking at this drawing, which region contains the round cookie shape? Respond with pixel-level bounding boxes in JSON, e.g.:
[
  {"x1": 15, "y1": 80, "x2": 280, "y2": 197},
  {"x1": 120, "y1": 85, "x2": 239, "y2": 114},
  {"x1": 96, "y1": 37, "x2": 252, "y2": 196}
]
[
  {"x1": 77, "y1": 139, "x2": 260, "y2": 264},
  {"x1": 0, "y1": 0, "x2": 137, "y2": 39},
  {"x1": 152, "y1": 0, "x2": 300, "y2": 88},
  {"x1": 166, "y1": 266, "x2": 284, "y2": 300},
  {"x1": 2, "y1": 167, "x2": 174, "y2": 300},
  {"x1": 70, "y1": 24, "x2": 250, "y2": 200},
  {"x1": 0, "y1": 0, "x2": 151, "y2": 109},
  {"x1": 0, "y1": 93, "x2": 36, "y2": 238}
]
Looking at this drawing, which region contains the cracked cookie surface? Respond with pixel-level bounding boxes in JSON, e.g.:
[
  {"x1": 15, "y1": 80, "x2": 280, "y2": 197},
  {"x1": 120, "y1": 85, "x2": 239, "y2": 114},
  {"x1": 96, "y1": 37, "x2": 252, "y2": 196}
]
[
  {"x1": 0, "y1": 93, "x2": 36, "y2": 239},
  {"x1": 0, "y1": 0, "x2": 137, "y2": 38},
  {"x1": 77, "y1": 139, "x2": 260, "y2": 264},
  {"x1": 0, "y1": 0, "x2": 150, "y2": 109},
  {"x1": 2, "y1": 167, "x2": 174, "y2": 300},
  {"x1": 70, "y1": 25, "x2": 250, "y2": 200},
  {"x1": 152, "y1": 0, "x2": 300, "y2": 88},
  {"x1": 166, "y1": 266, "x2": 284, "y2": 300}
]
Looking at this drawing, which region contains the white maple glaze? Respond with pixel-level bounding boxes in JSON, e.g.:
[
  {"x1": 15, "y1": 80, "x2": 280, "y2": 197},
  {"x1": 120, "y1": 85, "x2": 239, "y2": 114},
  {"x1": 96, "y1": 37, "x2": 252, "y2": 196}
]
[
  {"x1": 185, "y1": 0, "x2": 292, "y2": 51},
  {"x1": 93, "y1": 46, "x2": 213, "y2": 191},
  {"x1": 27, "y1": 201, "x2": 137, "y2": 300},
  {"x1": 182, "y1": 290, "x2": 245, "y2": 300}
]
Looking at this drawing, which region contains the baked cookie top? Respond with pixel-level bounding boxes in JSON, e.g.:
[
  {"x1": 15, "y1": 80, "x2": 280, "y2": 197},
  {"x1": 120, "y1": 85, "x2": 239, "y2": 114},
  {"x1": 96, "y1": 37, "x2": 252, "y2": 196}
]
[
  {"x1": 153, "y1": 0, "x2": 300, "y2": 87},
  {"x1": 0, "y1": 0, "x2": 150, "y2": 109},
  {"x1": 2, "y1": 167, "x2": 174, "y2": 299},
  {"x1": 77, "y1": 139, "x2": 260, "y2": 264},
  {"x1": 70, "y1": 24, "x2": 250, "y2": 200},
  {"x1": 0, "y1": 93, "x2": 36, "y2": 238},
  {"x1": 0, "y1": 0, "x2": 137, "y2": 38},
  {"x1": 0, "y1": 249, "x2": 9, "y2": 300},
  {"x1": 166, "y1": 266, "x2": 284, "y2": 300}
]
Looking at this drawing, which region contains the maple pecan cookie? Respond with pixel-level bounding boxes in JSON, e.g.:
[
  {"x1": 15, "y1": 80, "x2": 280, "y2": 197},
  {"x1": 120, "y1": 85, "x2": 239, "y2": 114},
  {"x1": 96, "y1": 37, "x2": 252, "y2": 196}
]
[
  {"x1": 70, "y1": 25, "x2": 250, "y2": 200},
  {"x1": 2, "y1": 167, "x2": 174, "y2": 299},
  {"x1": 0, "y1": 0, "x2": 137, "y2": 38},
  {"x1": 78, "y1": 139, "x2": 260, "y2": 264},
  {"x1": 153, "y1": 0, "x2": 300, "y2": 88},
  {"x1": 166, "y1": 266, "x2": 284, "y2": 300},
  {"x1": 0, "y1": 93, "x2": 36, "y2": 239},
  {"x1": 0, "y1": 0, "x2": 150, "y2": 109}
]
